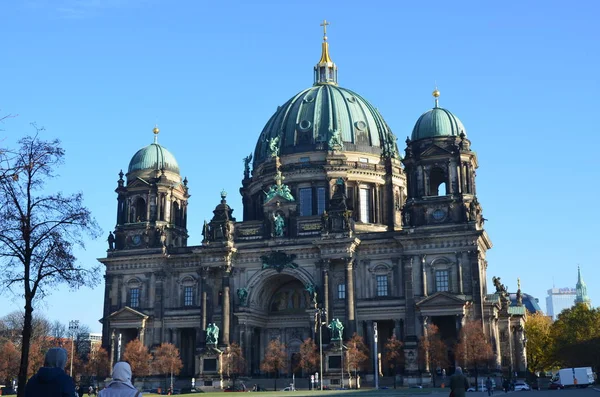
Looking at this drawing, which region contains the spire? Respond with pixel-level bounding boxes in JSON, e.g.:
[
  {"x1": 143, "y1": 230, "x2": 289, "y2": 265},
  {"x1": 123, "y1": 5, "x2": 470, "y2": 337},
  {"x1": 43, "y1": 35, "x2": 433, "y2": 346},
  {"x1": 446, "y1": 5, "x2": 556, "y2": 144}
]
[
  {"x1": 153, "y1": 124, "x2": 160, "y2": 144},
  {"x1": 432, "y1": 87, "x2": 440, "y2": 108},
  {"x1": 314, "y1": 19, "x2": 338, "y2": 85},
  {"x1": 575, "y1": 265, "x2": 592, "y2": 307}
]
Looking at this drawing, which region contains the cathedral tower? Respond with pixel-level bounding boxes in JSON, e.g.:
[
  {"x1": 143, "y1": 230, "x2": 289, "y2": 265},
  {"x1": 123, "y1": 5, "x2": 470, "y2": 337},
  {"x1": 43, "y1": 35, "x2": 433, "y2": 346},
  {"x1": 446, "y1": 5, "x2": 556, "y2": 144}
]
[{"x1": 113, "y1": 126, "x2": 189, "y2": 250}]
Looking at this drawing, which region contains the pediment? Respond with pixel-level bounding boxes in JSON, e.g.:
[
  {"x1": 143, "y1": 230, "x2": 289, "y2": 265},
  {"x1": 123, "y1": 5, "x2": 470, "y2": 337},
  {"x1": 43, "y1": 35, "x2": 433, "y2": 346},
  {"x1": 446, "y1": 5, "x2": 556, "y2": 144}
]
[
  {"x1": 420, "y1": 144, "x2": 452, "y2": 157},
  {"x1": 108, "y1": 306, "x2": 148, "y2": 322},
  {"x1": 416, "y1": 292, "x2": 466, "y2": 308}
]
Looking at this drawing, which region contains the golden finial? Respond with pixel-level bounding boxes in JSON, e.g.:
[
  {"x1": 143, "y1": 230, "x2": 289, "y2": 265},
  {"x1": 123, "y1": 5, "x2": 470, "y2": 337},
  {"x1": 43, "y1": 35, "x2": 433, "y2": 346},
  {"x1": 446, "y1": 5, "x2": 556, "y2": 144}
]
[
  {"x1": 432, "y1": 87, "x2": 440, "y2": 107},
  {"x1": 320, "y1": 19, "x2": 330, "y2": 42},
  {"x1": 153, "y1": 124, "x2": 160, "y2": 143}
]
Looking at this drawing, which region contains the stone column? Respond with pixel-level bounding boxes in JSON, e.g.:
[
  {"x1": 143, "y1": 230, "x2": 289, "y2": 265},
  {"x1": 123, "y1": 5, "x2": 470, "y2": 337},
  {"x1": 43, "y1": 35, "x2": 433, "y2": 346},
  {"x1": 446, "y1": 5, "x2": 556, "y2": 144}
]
[
  {"x1": 109, "y1": 329, "x2": 116, "y2": 370},
  {"x1": 201, "y1": 267, "x2": 208, "y2": 344},
  {"x1": 394, "y1": 319, "x2": 403, "y2": 340},
  {"x1": 222, "y1": 268, "x2": 231, "y2": 345},
  {"x1": 455, "y1": 253, "x2": 464, "y2": 294},
  {"x1": 138, "y1": 325, "x2": 145, "y2": 345},
  {"x1": 421, "y1": 255, "x2": 428, "y2": 297},
  {"x1": 422, "y1": 316, "x2": 430, "y2": 373},
  {"x1": 345, "y1": 258, "x2": 356, "y2": 335}
]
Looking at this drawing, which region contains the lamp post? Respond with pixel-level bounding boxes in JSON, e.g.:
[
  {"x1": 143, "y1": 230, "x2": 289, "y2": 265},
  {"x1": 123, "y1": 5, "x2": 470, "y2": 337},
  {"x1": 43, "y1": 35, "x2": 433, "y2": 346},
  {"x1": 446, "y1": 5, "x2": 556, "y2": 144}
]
[
  {"x1": 68, "y1": 320, "x2": 79, "y2": 377},
  {"x1": 315, "y1": 308, "x2": 326, "y2": 391}
]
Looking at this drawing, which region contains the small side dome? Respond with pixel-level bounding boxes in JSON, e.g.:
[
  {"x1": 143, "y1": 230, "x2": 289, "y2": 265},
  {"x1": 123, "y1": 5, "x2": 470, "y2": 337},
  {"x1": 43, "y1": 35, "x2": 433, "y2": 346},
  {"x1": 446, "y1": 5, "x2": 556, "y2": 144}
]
[
  {"x1": 411, "y1": 90, "x2": 466, "y2": 141},
  {"x1": 127, "y1": 127, "x2": 180, "y2": 174},
  {"x1": 128, "y1": 143, "x2": 180, "y2": 174},
  {"x1": 411, "y1": 107, "x2": 466, "y2": 141}
]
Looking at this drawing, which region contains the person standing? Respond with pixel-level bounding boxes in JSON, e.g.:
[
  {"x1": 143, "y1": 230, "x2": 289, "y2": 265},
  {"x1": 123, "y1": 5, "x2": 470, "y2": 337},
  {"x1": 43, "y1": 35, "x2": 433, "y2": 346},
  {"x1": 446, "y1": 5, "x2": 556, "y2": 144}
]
[
  {"x1": 486, "y1": 377, "x2": 494, "y2": 396},
  {"x1": 450, "y1": 367, "x2": 470, "y2": 397},
  {"x1": 24, "y1": 347, "x2": 75, "y2": 397},
  {"x1": 98, "y1": 362, "x2": 140, "y2": 397}
]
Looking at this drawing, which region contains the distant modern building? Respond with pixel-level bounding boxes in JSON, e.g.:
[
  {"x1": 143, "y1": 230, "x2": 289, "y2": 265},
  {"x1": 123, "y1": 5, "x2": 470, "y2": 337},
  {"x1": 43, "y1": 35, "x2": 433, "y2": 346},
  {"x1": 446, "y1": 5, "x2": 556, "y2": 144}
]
[
  {"x1": 77, "y1": 332, "x2": 102, "y2": 358},
  {"x1": 546, "y1": 288, "x2": 576, "y2": 321},
  {"x1": 574, "y1": 266, "x2": 592, "y2": 308}
]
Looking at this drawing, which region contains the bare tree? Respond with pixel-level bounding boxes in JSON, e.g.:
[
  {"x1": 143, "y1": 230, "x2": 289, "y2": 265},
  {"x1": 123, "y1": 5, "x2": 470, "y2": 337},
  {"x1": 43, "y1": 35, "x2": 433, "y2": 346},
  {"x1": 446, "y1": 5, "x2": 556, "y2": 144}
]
[{"x1": 0, "y1": 130, "x2": 101, "y2": 396}]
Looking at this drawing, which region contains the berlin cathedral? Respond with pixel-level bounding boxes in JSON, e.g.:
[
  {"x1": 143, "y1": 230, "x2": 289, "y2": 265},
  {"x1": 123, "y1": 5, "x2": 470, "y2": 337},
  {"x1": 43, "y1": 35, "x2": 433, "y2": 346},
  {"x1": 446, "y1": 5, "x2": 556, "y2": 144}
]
[{"x1": 99, "y1": 24, "x2": 527, "y2": 386}]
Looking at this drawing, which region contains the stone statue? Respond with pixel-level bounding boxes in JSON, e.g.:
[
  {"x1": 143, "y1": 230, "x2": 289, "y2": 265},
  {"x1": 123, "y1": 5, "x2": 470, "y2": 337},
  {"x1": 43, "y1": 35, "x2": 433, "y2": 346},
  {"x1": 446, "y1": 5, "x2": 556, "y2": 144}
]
[
  {"x1": 159, "y1": 227, "x2": 167, "y2": 253},
  {"x1": 268, "y1": 136, "x2": 280, "y2": 157},
  {"x1": 201, "y1": 220, "x2": 209, "y2": 243},
  {"x1": 320, "y1": 211, "x2": 329, "y2": 232},
  {"x1": 328, "y1": 130, "x2": 343, "y2": 151},
  {"x1": 272, "y1": 212, "x2": 285, "y2": 237},
  {"x1": 304, "y1": 283, "x2": 318, "y2": 307},
  {"x1": 237, "y1": 288, "x2": 249, "y2": 306},
  {"x1": 206, "y1": 323, "x2": 219, "y2": 345},
  {"x1": 243, "y1": 153, "x2": 253, "y2": 179},
  {"x1": 107, "y1": 232, "x2": 115, "y2": 250},
  {"x1": 403, "y1": 208, "x2": 411, "y2": 227},
  {"x1": 328, "y1": 318, "x2": 344, "y2": 341}
]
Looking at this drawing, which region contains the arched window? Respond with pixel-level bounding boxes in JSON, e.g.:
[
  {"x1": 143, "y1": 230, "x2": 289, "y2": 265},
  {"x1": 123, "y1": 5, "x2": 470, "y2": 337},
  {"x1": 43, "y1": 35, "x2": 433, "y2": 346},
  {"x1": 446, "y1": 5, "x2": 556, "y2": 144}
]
[
  {"x1": 134, "y1": 197, "x2": 146, "y2": 222},
  {"x1": 429, "y1": 167, "x2": 447, "y2": 196},
  {"x1": 127, "y1": 278, "x2": 142, "y2": 308}
]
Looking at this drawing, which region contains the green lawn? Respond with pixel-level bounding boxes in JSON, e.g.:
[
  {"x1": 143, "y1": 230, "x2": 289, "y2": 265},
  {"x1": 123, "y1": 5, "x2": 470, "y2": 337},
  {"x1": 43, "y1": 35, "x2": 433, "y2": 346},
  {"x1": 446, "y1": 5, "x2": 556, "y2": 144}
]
[{"x1": 141, "y1": 388, "x2": 448, "y2": 397}]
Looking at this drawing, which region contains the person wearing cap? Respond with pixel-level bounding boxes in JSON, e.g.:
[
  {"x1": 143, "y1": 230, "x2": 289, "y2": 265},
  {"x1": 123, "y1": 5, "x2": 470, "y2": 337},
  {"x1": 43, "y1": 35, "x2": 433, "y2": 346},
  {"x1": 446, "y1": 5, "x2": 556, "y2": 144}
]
[
  {"x1": 99, "y1": 362, "x2": 140, "y2": 397},
  {"x1": 25, "y1": 347, "x2": 75, "y2": 397}
]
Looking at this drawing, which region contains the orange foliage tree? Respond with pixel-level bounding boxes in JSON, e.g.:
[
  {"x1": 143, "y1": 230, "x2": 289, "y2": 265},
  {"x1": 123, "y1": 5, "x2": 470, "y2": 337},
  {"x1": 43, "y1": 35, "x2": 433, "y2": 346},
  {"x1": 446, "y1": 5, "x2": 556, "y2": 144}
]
[
  {"x1": 123, "y1": 339, "x2": 152, "y2": 379},
  {"x1": 152, "y1": 343, "x2": 183, "y2": 391},
  {"x1": 297, "y1": 338, "x2": 319, "y2": 376},
  {"x1": 260, "y1": 339, "x2": 288, "y2": 391},
  {"x1": 384, "y1": 335, "x2": 404, "y2": 388},
  {"x1": 455, "y1": 320, "x2": 494, "y2": 389},
  {"x1": 345, "y1": 333, "x2": 369, "y2": 382},
  {"x1": 419, "y1": 324, "x2": 450, "y2": 387},
  {"x1": 0, "y1": 341, "x2": 21, "y2": 384},
  {"x1": 85, "y1": 347, "x2": 110, "y2": 382},
  {"x1": 222, "y1": 342, "x2": 246, "y2": 385}
]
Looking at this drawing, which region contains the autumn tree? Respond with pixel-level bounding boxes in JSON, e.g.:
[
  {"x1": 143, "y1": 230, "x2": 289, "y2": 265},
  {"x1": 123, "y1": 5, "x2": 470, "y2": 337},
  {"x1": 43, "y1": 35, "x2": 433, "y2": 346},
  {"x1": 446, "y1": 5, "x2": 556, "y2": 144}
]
[
  {"x1": 153, "y1": 342, "x2": 183, "y2": 391},
  {"x1": 524, "y1": 312, "x2": 554, "y2": 373},
  {"x1": 85, "y1": 347, "x2": 110, "y2": 383},
  {"x1": 455, "y1": 320, "x2": 494, "y2": 389},
  {"x1": 550, "y1": 303, "x2": 600, "y2": 369},
  {"x1": 419, "y1": 324, "x2": 450, "y2": 387},
  {"x1": 123, "y1": 339, "x2": 152, "y2": 379},
  {"x1": 0, "y1": 341, "x2": 21, "y2": 384},
  {"x1": 222, "y1": 342, "x2": 246, "y2": 385},
  {"x1": 260, "y1": 338, "x2": 288, "y2": 391},
  {"x1": 345, "y1": 332, "x2": 369, "y2": 386},
  {"x1": 384, "y1": 335, "x2": 404, "y2": 388},
  {"x1": 0, "y1": 130, "x2": 101, "y2": 397},
  {"x1": 297, "y1": 338, "x2": 319, "y2": 376}
]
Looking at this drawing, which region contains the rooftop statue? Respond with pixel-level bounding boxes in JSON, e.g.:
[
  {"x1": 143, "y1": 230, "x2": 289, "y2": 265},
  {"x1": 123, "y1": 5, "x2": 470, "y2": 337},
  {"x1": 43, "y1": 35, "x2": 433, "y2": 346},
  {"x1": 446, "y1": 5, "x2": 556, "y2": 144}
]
[
  {"x1": 328, "y1": 130, "x2": 343, "y2": 151},
  {"x1": 268, "y1": 136, "x2": 280, "y2": 157},
  {"x1": 272, "y1": 212, "x2": 285, "y2": 237},
  {"x1": 328, "y1": 318, "x2": 344, "y2": 341},
  {"x1": 206, "y1": 323, "x2": 219, "y2": 345},
  {"x1": 243, "y1": 153, "x2": 252, "y2": 179}
]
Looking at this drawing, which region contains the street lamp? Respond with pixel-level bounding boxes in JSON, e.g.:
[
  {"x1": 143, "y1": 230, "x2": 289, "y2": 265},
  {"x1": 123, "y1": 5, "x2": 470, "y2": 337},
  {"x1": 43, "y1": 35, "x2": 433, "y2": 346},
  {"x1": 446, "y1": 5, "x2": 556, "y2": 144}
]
[
  {"x1": 315, "y1": 308, "x2": 326, "y2": 391},
  {"x1": 68, "y1": 320, "x2": 79, "y2": 377}
]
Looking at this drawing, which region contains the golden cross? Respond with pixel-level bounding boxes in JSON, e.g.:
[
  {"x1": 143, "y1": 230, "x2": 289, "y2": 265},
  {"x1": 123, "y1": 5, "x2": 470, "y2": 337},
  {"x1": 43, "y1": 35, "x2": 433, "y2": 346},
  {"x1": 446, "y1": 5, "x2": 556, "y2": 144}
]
[{"x1": 320, "y1": 19, "x2": 330, "y2": 37}]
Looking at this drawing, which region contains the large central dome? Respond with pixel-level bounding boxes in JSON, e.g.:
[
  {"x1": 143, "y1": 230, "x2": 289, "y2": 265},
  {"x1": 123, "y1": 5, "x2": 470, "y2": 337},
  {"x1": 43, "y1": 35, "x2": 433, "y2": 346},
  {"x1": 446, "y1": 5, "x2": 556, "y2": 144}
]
[
  {"x1": 253, "y1": 31, "x2": 398, "y2": 168},
  {"x1": 253, "y1": 85, "x2": 398, "y2": 166}
]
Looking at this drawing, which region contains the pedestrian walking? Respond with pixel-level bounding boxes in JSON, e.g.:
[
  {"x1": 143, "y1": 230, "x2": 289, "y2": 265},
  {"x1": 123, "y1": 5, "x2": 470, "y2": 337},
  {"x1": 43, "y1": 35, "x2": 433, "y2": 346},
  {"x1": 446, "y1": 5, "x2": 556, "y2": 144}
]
[
  {"x1": 98, "y1": 362, "x2": 140, "y2": 397},
  {"x1": 24, "y1": 347, "x2": 76, "y2": 397},
  {"x1": 502, "y1": 378, "x2": 509, "y2": 393},
  {"x1": 450, "y1": 367, "x2": 470, "y2": 397},
  {"x1": 486, "y1": 377, "x2": 494, "y2": 396}
]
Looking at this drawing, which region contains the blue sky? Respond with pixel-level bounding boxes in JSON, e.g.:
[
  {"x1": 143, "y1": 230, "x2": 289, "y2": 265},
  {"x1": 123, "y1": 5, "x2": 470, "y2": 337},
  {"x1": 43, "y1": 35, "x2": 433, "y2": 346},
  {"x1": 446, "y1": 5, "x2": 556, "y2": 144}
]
[{"x1": 1, "y1": 0, "x2": 598, "y2": 333}]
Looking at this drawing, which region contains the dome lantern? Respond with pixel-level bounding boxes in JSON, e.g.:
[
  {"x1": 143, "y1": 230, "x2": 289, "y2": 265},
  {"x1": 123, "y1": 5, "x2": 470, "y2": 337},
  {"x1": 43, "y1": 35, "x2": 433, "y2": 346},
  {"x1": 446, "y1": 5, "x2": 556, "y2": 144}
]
[
  {"x1": 314, "y1": 20, "x2": 338, "y2": 86},
  {"x1": 127, "y1": 126, "x2": 180, "y2": 175}
]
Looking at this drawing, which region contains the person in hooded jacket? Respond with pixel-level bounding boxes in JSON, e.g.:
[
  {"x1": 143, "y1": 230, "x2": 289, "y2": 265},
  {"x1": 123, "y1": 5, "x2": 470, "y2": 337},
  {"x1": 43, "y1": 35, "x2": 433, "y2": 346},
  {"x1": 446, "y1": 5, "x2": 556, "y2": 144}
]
[
  {"x1": 99, "y1": 362, "x2": 140, "y2": 397},
  {"x1": 24, "y1": 347, "x2": 75, "y2": 397},
  {"x1": 450, "y1": 367, "x2": 470, "y2": 397}
]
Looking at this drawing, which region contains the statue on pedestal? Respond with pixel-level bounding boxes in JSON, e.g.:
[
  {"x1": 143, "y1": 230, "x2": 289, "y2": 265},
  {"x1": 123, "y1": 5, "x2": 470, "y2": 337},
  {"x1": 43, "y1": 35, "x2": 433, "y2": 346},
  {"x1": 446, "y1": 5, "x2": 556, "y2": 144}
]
[{"x1": 206, "y1": 323, "x2": 219, "y2": 345}]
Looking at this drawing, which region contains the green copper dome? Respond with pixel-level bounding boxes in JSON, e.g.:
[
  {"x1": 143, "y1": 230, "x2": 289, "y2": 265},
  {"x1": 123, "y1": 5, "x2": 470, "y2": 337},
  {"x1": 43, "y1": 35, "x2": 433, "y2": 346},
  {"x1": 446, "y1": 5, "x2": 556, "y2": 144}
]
[
  {"x1": 253, "y1": 84, "x2": 399, "y2": 166},
  {"x1": 411, "y1": 106, "x2": 466, "y2": 141},
  {"x1": 128, "y1": 142, "x2": 180, "y2": 174}
]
